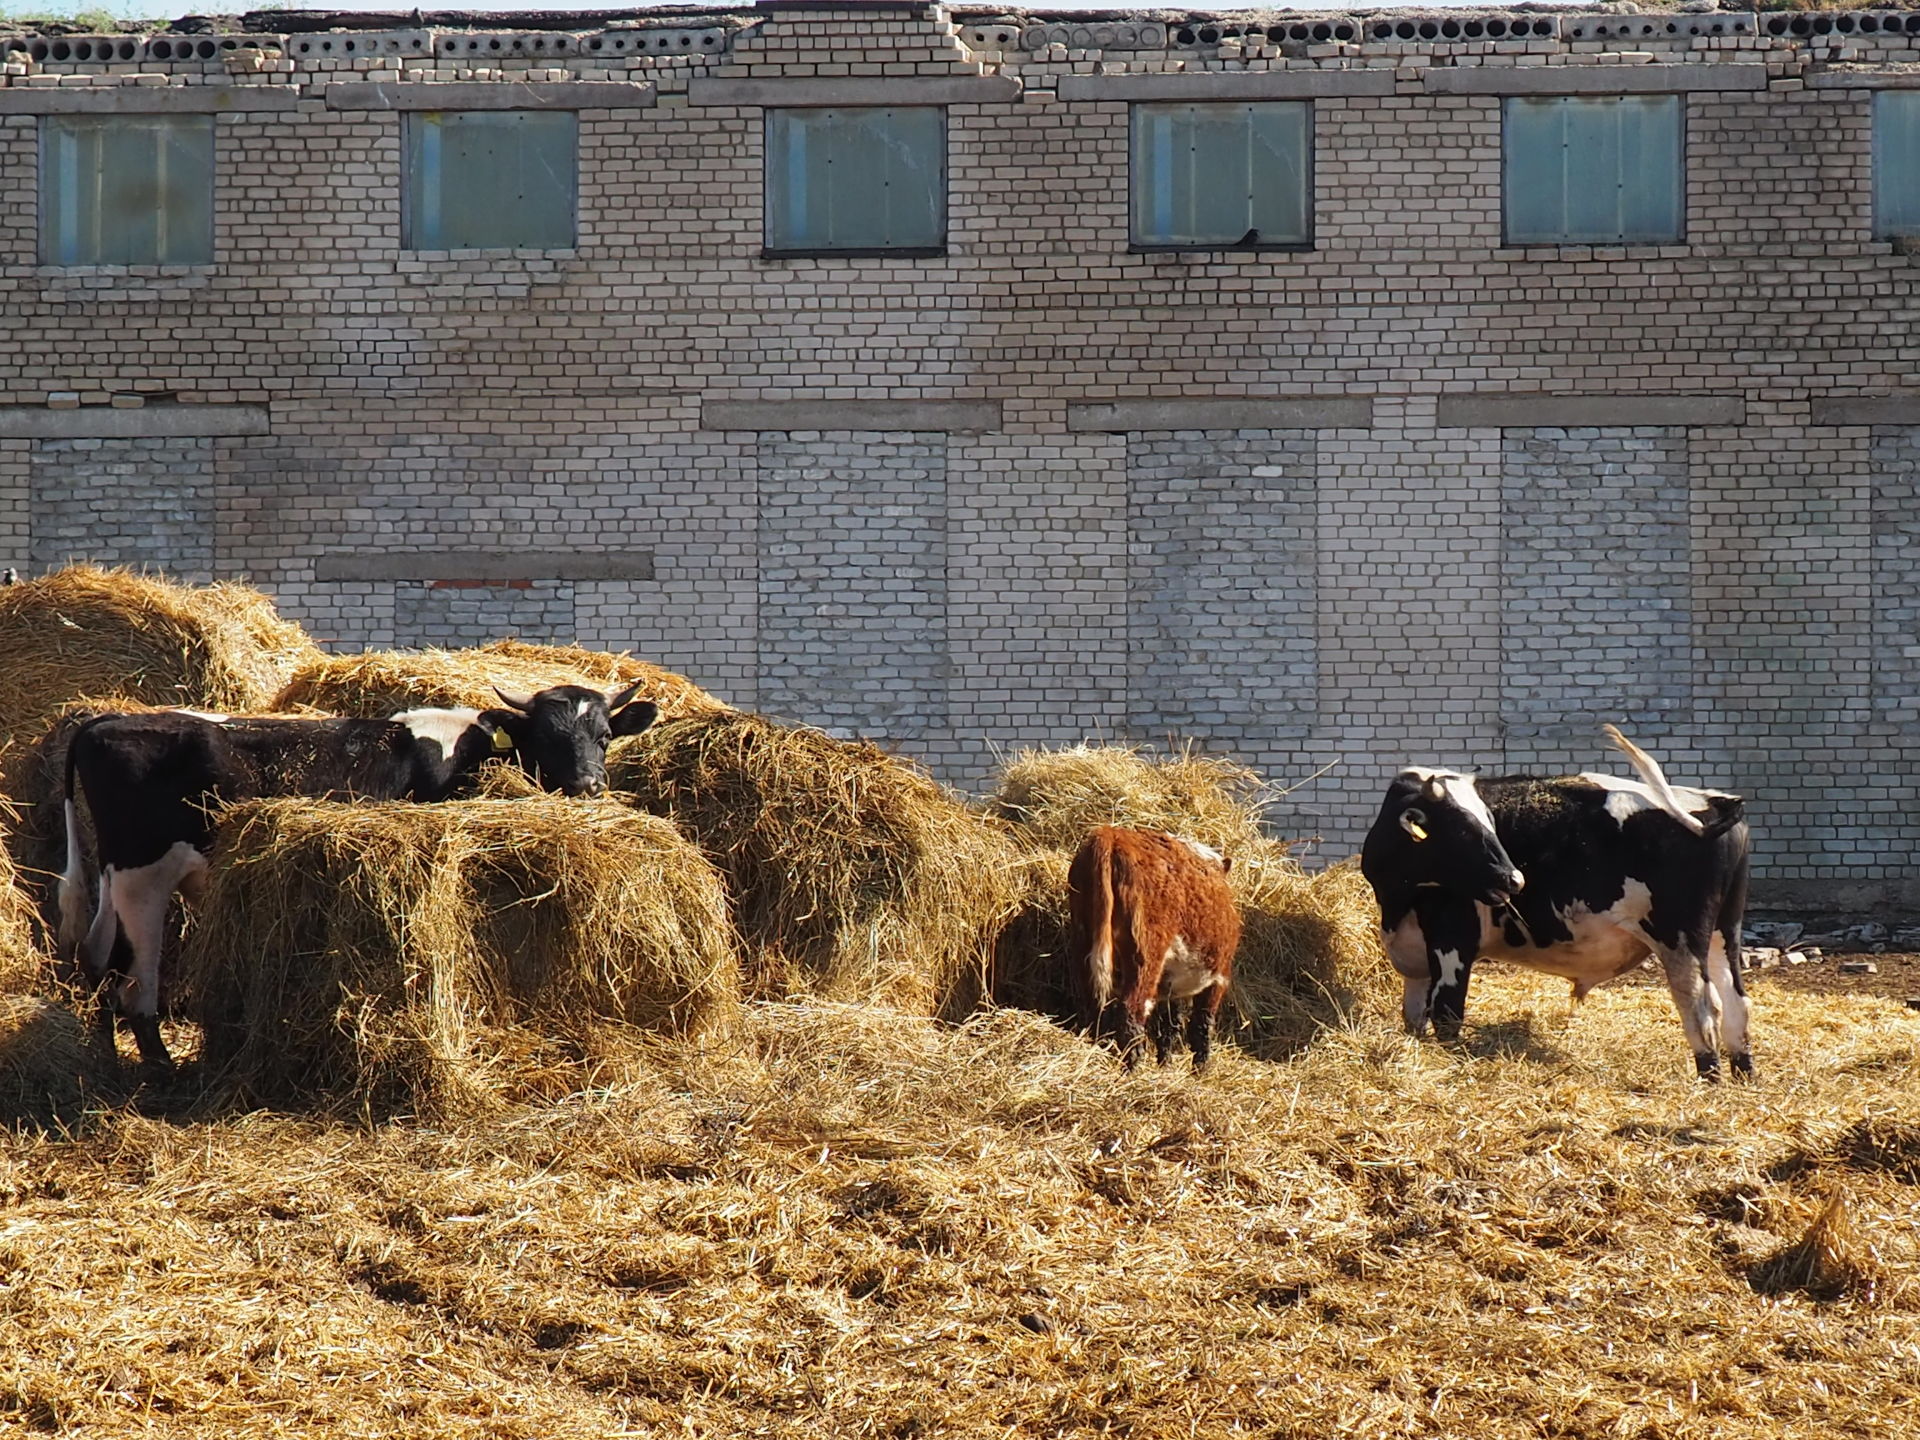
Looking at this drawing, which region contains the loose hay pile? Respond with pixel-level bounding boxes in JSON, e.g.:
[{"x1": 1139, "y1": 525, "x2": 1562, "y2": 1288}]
[
  {"x1": 0, "y1": 566, "x2": 317, "y2": 750},
  {"x1": 175, "y1": 794, "x2": 742, "y2": 1116},
  {"x1": 985, "y1": 744, "x2": 1389, "y2": 1054},
  {"x1": 988, "y1": 741, "x2": 1277, "y2": 854},
  {"x1": 0, "y1": 803, "x2": 47, "y2": 997},
  {"x1": 610, "y1": 712, "x2": 1029, "y2": 1015},
  {"x1": 273, "y1": 639, "x2": 728, "y2": 719}
]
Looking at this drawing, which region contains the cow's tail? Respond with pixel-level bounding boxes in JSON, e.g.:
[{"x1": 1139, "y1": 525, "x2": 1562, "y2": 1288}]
[
  {"x1": 1601, "y1": 723, "x2": 1706, "y2": 836},
  {"x1": 56, "y1": 720, "x2": 95, "y2": 956},
  {"x1": 1067, "y1": 831, "x2": 1116, "y2": 1030}
]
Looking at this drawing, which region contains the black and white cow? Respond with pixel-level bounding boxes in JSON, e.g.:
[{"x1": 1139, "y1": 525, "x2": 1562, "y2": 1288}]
[
  {"x1": 1361, "y1": 726, "x2": 1753, "y2": 1080},
  {"x1": 57, "y1": 682, "x2": 659, "y2": 1067}
]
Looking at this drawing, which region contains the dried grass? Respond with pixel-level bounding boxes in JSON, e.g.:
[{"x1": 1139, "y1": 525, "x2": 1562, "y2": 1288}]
[
  {"x1": 986, "y1": 741, "x2": 1277, "y2": 854},
  {"x1": 173, "y1": 794, "x2": 742, "y2": 1118},
  {"x1": 0, "y1": 802, "x2": 48, "y2": 998},
  {"x1": 0, "y1": 565, "x2": 317, "y2": 751},
  {"x1": 272, "y1": 639, "x2": 728, "y2": 719},
  {"x1": 0, "y1": 976, "x2": 1913, "y2": 1436},
  {"x1": 610, "y1": 712, "x2": 1029, "y2": 1016}
]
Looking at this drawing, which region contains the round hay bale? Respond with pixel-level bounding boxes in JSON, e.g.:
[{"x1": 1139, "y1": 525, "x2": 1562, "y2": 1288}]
[
  {"x1": 986, "y1": 742, "x2": 1276, "y2": 855},
  {"x1": 175, "y1": 794, "x2": 742, "y2": 1118},
  {"x1": 0, "y1": 802, "x2": 49, "y2": 998},
  {"x1": 609, "y1": 712, "x2": 1029, "y2": 1016},
  {"x1": 0, "y1": 994, "x2": 96, "y2": 1130},
  {"x1": 271, "y1": 639, "x2": 728, "y2": 720},
  {"x1": 0, "y1": 566, "x2": 318, "y2": 751}
]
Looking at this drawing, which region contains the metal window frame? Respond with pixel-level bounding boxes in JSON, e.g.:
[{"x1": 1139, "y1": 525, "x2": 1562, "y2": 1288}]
[
  {"x1": 37, "y1": 112, "x2": 216, "y2": 267},
  {"x1": 1127, "y1": 99, "x2": 1316, "y2": 253},
  {"x1": 400, "y1": 108, "x2": 579, "y2": 253},
  {"x1": 761, "y1": 105, "x2": 949, "y2": 260},
  {"x1": 1500, "y1": 93, "x2": 1687, "y2": 248}
]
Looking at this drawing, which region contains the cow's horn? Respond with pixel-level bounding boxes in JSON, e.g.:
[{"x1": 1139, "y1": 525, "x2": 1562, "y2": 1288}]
[
  {"x1": 606, "y1": 677, "x2": 647, "y2": 711},
  {"x1": 493, "y1": 687, "x2": 536, "y2": 713},
  {"x1": 1424, "y1": 777, "x2": 1447, "y2": 804}
]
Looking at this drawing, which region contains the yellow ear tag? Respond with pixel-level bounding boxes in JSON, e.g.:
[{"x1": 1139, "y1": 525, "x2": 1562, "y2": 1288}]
[
  {"x1": 1406, "y1": 822, "x2": 1429, "y2": 842},
  {"x1": 491, "y1": 728, "x2": 514, "y2": 753}
]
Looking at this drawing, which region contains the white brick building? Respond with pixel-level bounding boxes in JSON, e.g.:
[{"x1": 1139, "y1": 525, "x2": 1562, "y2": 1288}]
[{"x1": 2, "y1": 4, "x2": 1917, "y2": 905}]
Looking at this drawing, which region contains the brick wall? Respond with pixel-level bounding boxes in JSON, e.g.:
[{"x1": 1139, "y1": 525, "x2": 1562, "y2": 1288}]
[{"x1": 4, "y1": 6, "x2": 1920, "y2": 902}]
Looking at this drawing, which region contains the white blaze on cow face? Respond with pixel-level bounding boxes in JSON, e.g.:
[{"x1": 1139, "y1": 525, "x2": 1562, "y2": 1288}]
[{"x1": 395, "y1": 707, "x2": 483, "y2": 761}]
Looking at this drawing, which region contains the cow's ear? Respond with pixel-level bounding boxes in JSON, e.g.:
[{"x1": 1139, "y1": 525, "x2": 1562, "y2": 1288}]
[
  {"x1": 611, "y1": 698, "x2": 660, "y2": 738},
  {"x1": 1400, "y1": 807, "x2": 1430, "y2": 843},
  {"x1": 493, "y1": 687, "x2": 535, "y2": 713},
  {"x1": 606, "y1": 678, "x2": 648, "y2": 712}
]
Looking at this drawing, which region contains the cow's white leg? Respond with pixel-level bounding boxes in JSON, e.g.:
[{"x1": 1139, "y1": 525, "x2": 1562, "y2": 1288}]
[
  {"x1": 105, "y1": 843, "x2": 206, "y2": 1069},
  {"x1": 81, "y1": 866, "x2": 118, "y2": 982},
  {"x1": 1706, "y1": 932, "x2": 1753, "y2": 1079},
  {"x1": 1655, "y1": 945, "x2": 1724, "y2": 1081}
]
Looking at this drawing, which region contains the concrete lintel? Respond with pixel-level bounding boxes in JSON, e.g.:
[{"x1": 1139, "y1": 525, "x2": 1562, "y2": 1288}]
[
  {"x1": 314, "y1": 550, "x2": 655, "y2": 583},
  {"x1": 1057, "y1": 70, "x2": 1395, "y2": 103},
  {"x1": 701, "y1": 398, "x2": 1002, "y2": 433},
  {"x1": 324, "y1": 80, "x2": 657, "y2": 111},
  {"x1": 1808, "y1": 70, "x2": 1920, "y2": 91},
  {"x1": 0, "y1": 404, "x2": 270, "y2": 440},
  {"x1": 688, "y1": 75, "x2": 1021, "y2": 108},
  {"x1": 1436, "y1": 394, "x2": 1746, "y2": 428},
  {"x1": 1065, "y1": 398, "x2": 1373, "y2": 432},
  {"x1": 1423, "y1": 63, "x2": 1767, "y2": 96},
  {"x1": 1810, "y1": 395, "x2": 1920, "y2": 425},
  {"x1": 0, "y1": 86, "x2": 300, "y2": 115}
]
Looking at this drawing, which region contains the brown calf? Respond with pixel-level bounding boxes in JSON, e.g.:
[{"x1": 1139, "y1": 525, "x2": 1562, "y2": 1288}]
[{"x1": 1067, "y1": 826, "x2": 1241, "y2": 1068}]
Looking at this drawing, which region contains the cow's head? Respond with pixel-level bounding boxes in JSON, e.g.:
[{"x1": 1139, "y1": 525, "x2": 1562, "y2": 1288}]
[
  {"x1": 484, "y1": 681, "x2": 660, "y2": 798},
  {"x1": 1361, "y1": 768, "x2": 1525, "y2": 907}
]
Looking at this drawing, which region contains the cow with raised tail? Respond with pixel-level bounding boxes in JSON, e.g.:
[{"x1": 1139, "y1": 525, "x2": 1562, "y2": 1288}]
[
  {"x1": 1361, "y1": 726, "x2": 1753, "y2": 1081},
  {"x1": 57, "y1": 681, "x2": 659, "y2": 1068},
  {"x1": 1068, "y1": 826, "x2": 1241, "y2": 1069}
]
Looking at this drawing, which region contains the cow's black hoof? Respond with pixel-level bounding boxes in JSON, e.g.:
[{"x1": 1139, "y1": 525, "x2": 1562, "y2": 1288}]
[
  {"x1": 127, "y1": 1017, "x2": 173, "y2": 1072},
  {"x1": 1730, "y1": 1053, "x2": 1756, "y2": 1081},
  {"x1": 1695, "y1": 1053, "x2": 1722, "y2": 1083}
]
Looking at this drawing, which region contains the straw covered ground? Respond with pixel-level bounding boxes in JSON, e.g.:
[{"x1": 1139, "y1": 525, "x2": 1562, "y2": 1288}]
[
  {"x1": 272, "y1": 638, "x2": 730, "y2": 720},
  {"x1": 172, "y1": 790, "x2": 742, "y2": 1118},
  {"x1": 0, "y1": 977, "x2": 1914, "y2": 1438}
]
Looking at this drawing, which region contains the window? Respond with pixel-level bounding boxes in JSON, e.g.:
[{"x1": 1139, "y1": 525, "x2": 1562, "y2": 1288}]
[
  {"x1": 1874, "y1": 91, "x2": 1920, "y2": 238},
  {"x1": 40, "y1": 114, "x2": 214, "y2": 266},
  {"x1": 764, "y1": 107, "x2": 945, "y2": 256},
  {"x1": 1504, "y1": 95, "x2": 1683, "y2": 245},
  {"x1": 403, "y1": 110, "x2": 577, "y2": 251},
  {"x1": 1130, "y1": 102, "x2": 1311, "y2": 250}
]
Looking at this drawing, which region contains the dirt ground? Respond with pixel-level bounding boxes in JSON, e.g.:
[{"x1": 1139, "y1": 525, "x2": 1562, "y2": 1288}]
[{"x1": 1752, "y1": 951, "x2": 1920, "y2": 1006}]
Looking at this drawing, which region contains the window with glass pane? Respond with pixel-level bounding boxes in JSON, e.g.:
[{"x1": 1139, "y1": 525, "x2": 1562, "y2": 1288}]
[
  {"x1": 1131, "y1": 102, "x2": 1311, "y2": 249},
  {"x1": 765, "y1": 107, "x2": 946, "y2": 255},
  {"x1": 403, "y1": 110, "x2": 576, "y2": 251},
  {"x1": 1504, "y1": 95, "x2": 1683, "y2": 245},
  {"x1": 40, "y1": 115, "x2": 214, "y2": 267},
  {"x1": 1874, "y1": 91, "x2": 1920, "y2": 237}
]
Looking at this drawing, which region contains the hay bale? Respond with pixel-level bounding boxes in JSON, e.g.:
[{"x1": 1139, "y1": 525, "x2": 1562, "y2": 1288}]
[
  {"x1": 272, "y1": 639, "x2": 728, "y2": 720},
  {"x1": 0, "y1": 802, "x2": 48, "y2": 998},
  {"x1": 609, "y1": 712, "x2": 1029, "y2": 1015},
  {"x1": 174, "y1": 794, "x2": 742, "y2": 1117},
  {"x1": 986, "y1": 742, "x2": 1276, "y2": 855},
  {"x1": 0, "y1": 995, "x2": 96, "y2": 1130},
  {"x1": 0, "y1": 566, "x2": 318, "y2": 751}
]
